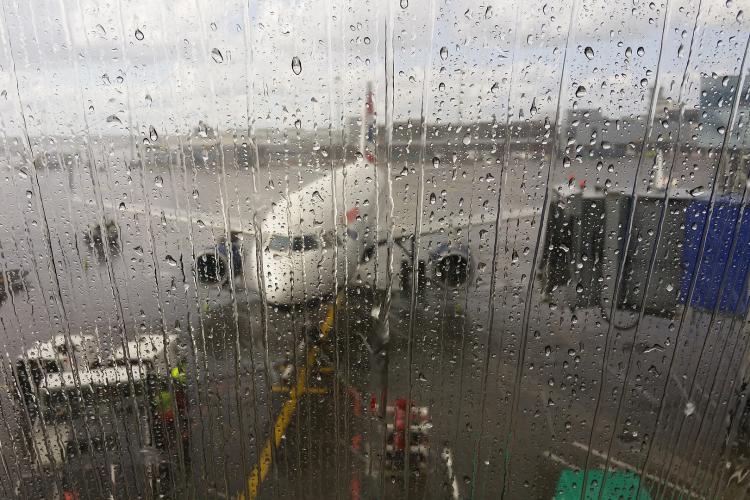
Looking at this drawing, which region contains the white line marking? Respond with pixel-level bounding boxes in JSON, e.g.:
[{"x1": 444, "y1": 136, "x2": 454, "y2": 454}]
[
  {"x1": 543, "y1": 450, "x2": 581, "y2": 469},
  {"x1": 441, "y1": 447, "x2": 460, "y2": 500},
  {"x1": 568, "y1": 441, "x2": 704, "y2": 499},
  {"x1": 671, "y1": 371, "x2": 690, "y2": 401}
]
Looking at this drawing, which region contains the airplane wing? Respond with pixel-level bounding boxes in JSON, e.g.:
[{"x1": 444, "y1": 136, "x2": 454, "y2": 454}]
[{"x1": 70, "y1": 196, "x2": 256, "y2": 235}]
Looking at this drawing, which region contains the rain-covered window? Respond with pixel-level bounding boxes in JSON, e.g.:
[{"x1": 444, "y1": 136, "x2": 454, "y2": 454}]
[{"x1": 1, "y1": 0, "x2": 750, "y2": 498}]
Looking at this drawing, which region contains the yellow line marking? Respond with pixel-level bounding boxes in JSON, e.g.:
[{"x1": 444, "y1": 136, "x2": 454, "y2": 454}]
[
  {"x1": 271, "y1": 385, "x2": 329, "y2": 395},
  {"x1": 240, "y1": 297, "x2": 338, "y2": 500},
  {"x1": 302, "y1": 387, "x2": 329, "y2": 395}
]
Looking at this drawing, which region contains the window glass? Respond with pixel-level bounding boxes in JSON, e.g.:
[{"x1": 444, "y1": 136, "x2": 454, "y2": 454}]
[{"x1": 1, "y1": 0, "x2": 750, "y2": 498}]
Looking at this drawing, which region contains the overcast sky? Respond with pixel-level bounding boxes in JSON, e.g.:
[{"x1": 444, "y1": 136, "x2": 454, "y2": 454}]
[{"x1": 0, "y1": 0, "x2": 746, "y2": 139}]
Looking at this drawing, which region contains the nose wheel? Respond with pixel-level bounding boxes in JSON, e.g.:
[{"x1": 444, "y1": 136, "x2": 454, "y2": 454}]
[
  {"x1": 434, "y1": 254, "x2": 469, "y2": 288},
  {"x1": 196, "y1": 252, "x2": 228, "y2": 285}
]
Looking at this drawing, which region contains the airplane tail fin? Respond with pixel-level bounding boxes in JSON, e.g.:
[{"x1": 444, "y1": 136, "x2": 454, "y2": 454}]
[{"x1": 360, "y1": 81, "x2": 376, "y2": 165}]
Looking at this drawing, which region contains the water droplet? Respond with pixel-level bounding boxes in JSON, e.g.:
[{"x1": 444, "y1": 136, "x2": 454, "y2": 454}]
[
  {"x1": 165, "y1": 255, "x2": 178, "y2": 267},
  {"x1": 154, "y1": 175, "x2": 163, "y2": 188},
  {"x1": 134, "y1": 29, "x2": 144, "y2": 41},
  {"x1": 429, "y1": 193, "x2": 437, "y2": 204},
  {"x1": 666, "y1": 283, "x2": 674, "y2": 292},
  {"x1": 684, "y1": 401, "x2": 696, "y2": 416},
  {"x1": 118, "y1": 202, "x2": 126, "y2": 211},
  {"x1": 575, "y1": 85, "x2": 586, "y2": 98},
  {"x1": 544, "y1": 345, "x2": 551, "y2": 357},
  {"x1": 106, "y1": 114, "x2": 122, "y2": 124},
  {"x1": 291, "y1": 56, "x2": 302, "y2": 75},
  {"x1": 18, "y1": 168, "x2": 28, "y2": 180},
  {"x1": 689, "y1": 186, "x2": 705, "y2": 197},
  {"x1": 490, "y1": 82, "x2": 499, "y2": 94},
  {"x1": 584, "y1": 46, "x2": 594, "y2": 60},
  {"x1": 637, "y1": 46, "x2": 645, "y2": 56},
  {"x1": 149, "y1": 125, "x2": 158, "y2": 142},
  {"x1": 717, "y1": 125, "x2": 726, "y2": 134},
  {"x1": 738, "y1": 10, "x2": 744, "y2": 22},
  {"x1": 440, "y1": 46, "x2": 448, "y2": 60},
  {"x1": 640, "y1": 78, "x2": 649, "y2": 88},
  {"x1": 432, "y1": 157, "x2": 440, "y2": 168},
  {"x1": 211, "y1": 48, "x2": 224, "y2": 63},
  {"x1": 484, "y1": 5, "x2": 493, "y2": 18},
  {"x1": 644, "y1": 344, "x2": 664, "y2": 354},
  {"x1": 400, "y1": 0, "x2": 408, "y2": 8},
  {"x1": 438, "y1": 82, "x2": 446, "y2": 91},
  {"x1": 462, "y1": 134, "x2": 471, "y2": 145}
]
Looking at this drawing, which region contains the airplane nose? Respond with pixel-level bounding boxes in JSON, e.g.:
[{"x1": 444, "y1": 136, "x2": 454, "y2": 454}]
[{"x1": 260, "y1": 252, "x2": 292, "y2": 304}]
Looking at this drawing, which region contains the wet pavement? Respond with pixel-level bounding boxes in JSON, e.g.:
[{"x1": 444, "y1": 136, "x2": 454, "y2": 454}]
[
  {"x1": 1, "y1": 162, "x2": 749, "y2": 499},
  {"x1": 178, "y1": 281, "x2": 747, "y2": 499}
]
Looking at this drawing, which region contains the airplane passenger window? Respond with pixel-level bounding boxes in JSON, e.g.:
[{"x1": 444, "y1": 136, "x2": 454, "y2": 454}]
[{"x1": 1, "y1": 0, "x2": 750, "y2": 498}]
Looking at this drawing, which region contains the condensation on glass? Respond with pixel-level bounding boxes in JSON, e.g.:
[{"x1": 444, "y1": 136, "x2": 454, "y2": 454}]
[{"x1": 0, "y1": 0, "x2": 748, "y2": 498}]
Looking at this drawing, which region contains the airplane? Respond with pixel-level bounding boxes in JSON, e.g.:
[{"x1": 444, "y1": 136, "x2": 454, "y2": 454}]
[
  {"x1": 191, "y1": 82, "x2": 483, "y2": 306},
  {"x1": 70, "y1": 82, "x2": 540, "y2": 308}
]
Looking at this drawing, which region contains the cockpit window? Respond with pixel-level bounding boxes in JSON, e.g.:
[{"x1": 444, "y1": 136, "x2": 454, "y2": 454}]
[
  {"x1": 291, "y1": 236, "x2": 304, "y2": 252},
  {"x1": 268, "y1": 234, "x2": 290, "y2": 252},
  {"x1": 270, "y1": 234, "x2": 319, "y2": 252},
  {"x1": 303, "y1": 235, "x2": 319, "y2": 251}
]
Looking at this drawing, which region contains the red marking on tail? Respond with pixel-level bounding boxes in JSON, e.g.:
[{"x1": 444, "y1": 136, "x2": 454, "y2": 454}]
[{"x1": 346, "y1": 206, "x2": 359, "y2": 224}]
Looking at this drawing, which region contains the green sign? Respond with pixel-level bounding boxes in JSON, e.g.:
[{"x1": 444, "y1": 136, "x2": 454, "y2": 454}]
[{"x1": 554, "y1": 469, "x2": 652, "y2": 500}]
